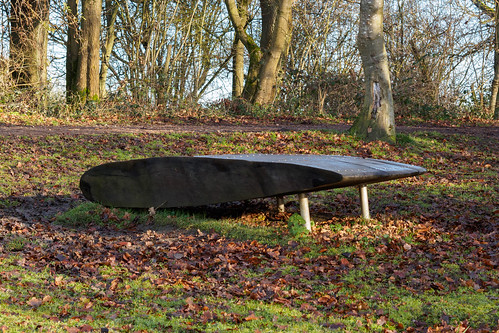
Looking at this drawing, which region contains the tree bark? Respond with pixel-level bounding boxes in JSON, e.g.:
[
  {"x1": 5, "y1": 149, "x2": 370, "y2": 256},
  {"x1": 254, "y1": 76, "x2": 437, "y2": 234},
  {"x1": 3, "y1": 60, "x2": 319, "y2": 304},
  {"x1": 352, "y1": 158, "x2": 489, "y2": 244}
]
[
  {"x1": 67, "y1": 0, "x2": 102, "y2": 103},
  {"x1": 9, "y1": 0, "x2": 49, "y2": 89},
  {"x1": 490, "y1": 0, "x2": 499, "y2": 119},
  {"x1": 224, "y1": 0, "x2": 262, "y2": 100},
  {"x1": 224, "y1": 0, "x2": 292, "y2": 105},
  {"x1": 231, "y1": 0, "x2": 249, "y2": 99},
  {"x1": 471, "y1": 0, "x2": 499, "y2": 119},
  {"x1": 253, "y1": 0, "x2": 293, "y2": 105},
  {"x1": 86, "y1": 0, "x2": 102, "y2": 100},
  {"x1": 99, "y1": 0, "x2": 118, "y2": 98},
  {"x1": 232, "y1": 38, "x2": 245, "y2": 98},
  {"x1": 156, "y1": 45, "x2": 172, "y2": 105},
  {"x1": 349, "y1": 0, "x2": 396, "y2": 143},
  {"x1": 66, "y1": 0, "x2": 79, "y2": 101}
]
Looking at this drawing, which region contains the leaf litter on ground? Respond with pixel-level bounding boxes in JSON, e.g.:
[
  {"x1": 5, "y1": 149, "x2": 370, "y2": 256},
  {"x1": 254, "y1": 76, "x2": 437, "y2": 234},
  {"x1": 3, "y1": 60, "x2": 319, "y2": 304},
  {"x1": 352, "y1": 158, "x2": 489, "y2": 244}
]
[{"x1": 0, "y1": 126, "x2": 497, "y2": 331}]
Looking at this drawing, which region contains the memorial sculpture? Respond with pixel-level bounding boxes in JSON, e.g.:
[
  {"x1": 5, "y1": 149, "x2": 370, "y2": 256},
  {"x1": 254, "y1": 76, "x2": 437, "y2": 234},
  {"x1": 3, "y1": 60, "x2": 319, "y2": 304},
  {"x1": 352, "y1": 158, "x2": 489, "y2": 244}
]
[{"x1": 80, "y1": 154, "x2": 426, "y2": 230}]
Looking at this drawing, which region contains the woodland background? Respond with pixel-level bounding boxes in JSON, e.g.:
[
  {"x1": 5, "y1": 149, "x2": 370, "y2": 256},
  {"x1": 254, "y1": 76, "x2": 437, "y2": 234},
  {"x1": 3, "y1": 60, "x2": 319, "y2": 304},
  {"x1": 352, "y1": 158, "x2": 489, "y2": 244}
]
[{"x1": 1, "y1": 0, "x2": 499, "y2": 121}]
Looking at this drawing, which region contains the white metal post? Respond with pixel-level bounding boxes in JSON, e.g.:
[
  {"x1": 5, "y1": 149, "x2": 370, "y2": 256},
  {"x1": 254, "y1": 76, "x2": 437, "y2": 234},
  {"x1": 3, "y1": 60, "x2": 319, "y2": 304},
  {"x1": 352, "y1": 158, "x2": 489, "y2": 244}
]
[
  {"x1": 359, "y1": 185, "x2": 370, "y2": 219},
  {"x1": 298, "y1": 193, "x2": 311, "y2": 231},
  {"x1": 277, "y1": 196, "x2": 285, "y2": 213}
]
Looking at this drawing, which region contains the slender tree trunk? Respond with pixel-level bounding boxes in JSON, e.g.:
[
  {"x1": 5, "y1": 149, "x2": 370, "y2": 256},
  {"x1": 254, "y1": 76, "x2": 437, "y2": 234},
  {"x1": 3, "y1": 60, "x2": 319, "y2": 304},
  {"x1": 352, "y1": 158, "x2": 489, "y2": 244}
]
[
  {"x1": 99, "y1": 0, "x2": 118, "y2": 98},
  {"x1": 224, "y1": 0, "x2": 261, "y2": 100},
  {"x1": 86, "y1": 0, "x2": 102, "y2": 100},
  {"x1": 232, "y1": 38, "x2": 245, "y2": 98},
  {"x1": 10, "y1": 0, "x2": 49, "y2": 89},
  {"x1": 157, "y1": 45, "x2": 172, "y2": 105},
  {"x1": 76, "y1": 12, "x2": 89, "y2": 97},
  {"x1": 490, "y1": 46, "x2": 499, "y2": 119},
  {"x1": 349, "y1": 0, "x2": 396, "y2": 143},
  {"x1": 231, "y1": 0, "x2": 249, "y2": 99},
  {"x1": 66, "y1": 0, "x2": 79, "y2": 101},
  {"x1": 490, "y1": 0, "x2": 499, "y2": 119}
]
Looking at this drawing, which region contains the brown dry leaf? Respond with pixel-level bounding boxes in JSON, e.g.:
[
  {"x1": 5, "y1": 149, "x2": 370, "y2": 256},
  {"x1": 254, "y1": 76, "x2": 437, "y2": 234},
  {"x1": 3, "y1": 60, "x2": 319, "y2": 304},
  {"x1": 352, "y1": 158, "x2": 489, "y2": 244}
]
[
  {"x1": 300, "y1": 302, "x2": 317, "y2": 311},
  {"x1": 80, "y1": 324, "x2": 93, "y2": 332},
  {"x1": 54, "y1": 275, "x2": 64, "y2": 286},
  {"x1": 377, "y1": 316, "x2": 387, "y2": 326},
  {"x1": 244, "y1": 312, "x2": 260, "y2": 321},
  {"x1": 200, "y1": 310, "x2": 215, "y2": 323},
  {"x1": 357, "y1": 301, "x2": 369, "y2": 310},
  {"x1": 318, "y1": 295, "x2": 337, "y2": 306},
  {"x1": 27, "y1": 297, "x2": 43, "y2": 308},
  {"x1": 84, "y1": 301, "x2": 94, "y2": 310},
  {"x1": 59, "y1": 303, "x2": 71, "y2": 316},
  {"x1": 110, "y1": 278, "x2": 120, "y2": 291},
  {"x1": 340, "y1": 258, "x2": 350, "y2": 266}
]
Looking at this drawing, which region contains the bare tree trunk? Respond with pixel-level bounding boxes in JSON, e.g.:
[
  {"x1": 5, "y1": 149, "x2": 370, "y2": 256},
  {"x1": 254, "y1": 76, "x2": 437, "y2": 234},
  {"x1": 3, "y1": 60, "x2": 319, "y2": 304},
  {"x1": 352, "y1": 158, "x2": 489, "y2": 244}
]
[
  {"x1": 224, "y1": 0, "x2": 261, "y2": 100},
  {"x1": 67, "y1": 0, "x2": 102, "y2": 103},
  {"x1": 260, "y1": 0, "x2": 278, "y2": 52},
  {"x1": 86, "y1": 0, "x2": 102, "y2": 100},
  {"x1": 490, "y1": 0, "x2": 499, "y2": 119},
  {"x1": 9, "y1": 0, "x2": 49, "y2": 89},
  {"x1": 66, "y1": 0, "x2": 79, "y2": 101},
  {"x1": 349, "y1": 0, "x2": 396, "y2": 143},
  {"x1": 232, "y1": 38, "x2": 245, "y2": 98},
  {"x1": 231, "y1": 0, "x2": 249, "y2": 99},
  {"x1": 253, "y1": 0, "x2": 293, "y2": 105},
  {"x1": 76, "y1": 11, "x2": 89, "y2": 97},
  {"x1": 99, "y1": 0, "x2": 118, "y2": 98},
  {"x1": 225, "y1": 0, "x2": 292, "y2": 105},
  {"x1": 157, "y1": 45, "x2": 172, "y2": 105},
  {"x1": 490, "y1": 45, "x2": 499, "y2": 119}
]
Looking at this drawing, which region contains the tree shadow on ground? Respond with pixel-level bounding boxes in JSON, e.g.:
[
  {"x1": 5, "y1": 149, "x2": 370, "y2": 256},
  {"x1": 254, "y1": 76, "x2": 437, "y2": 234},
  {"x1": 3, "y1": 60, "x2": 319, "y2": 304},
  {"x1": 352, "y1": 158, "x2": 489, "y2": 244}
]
[{"x1": 0, "y1": 194, "x2": 82, "y2": 224}]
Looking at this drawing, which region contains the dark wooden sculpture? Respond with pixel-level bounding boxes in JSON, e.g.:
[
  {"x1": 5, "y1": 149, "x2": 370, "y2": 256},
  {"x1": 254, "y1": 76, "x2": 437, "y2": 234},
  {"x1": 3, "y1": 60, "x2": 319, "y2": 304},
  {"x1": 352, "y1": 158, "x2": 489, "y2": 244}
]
[{"x1": 80, "y1": 154, "x2": 426, "y2": 229}]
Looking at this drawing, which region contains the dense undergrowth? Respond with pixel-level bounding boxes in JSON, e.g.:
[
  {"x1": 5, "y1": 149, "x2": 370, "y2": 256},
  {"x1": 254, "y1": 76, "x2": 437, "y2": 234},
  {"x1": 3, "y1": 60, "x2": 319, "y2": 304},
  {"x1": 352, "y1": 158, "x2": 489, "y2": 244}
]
[
  {"x1": 1, "y1": 91, "x2": 497, "y2": 128},
  {"x1": 0, "y1": 118, "x2": 497, "y2": 332}
]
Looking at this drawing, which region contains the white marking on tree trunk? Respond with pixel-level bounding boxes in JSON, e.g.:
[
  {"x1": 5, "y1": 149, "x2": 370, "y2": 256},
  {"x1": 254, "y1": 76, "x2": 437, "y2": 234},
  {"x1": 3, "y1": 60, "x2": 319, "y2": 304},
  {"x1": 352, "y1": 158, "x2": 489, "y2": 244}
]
[{"x1": 372, "y1": 81, "x2": 381, "y2": 118}]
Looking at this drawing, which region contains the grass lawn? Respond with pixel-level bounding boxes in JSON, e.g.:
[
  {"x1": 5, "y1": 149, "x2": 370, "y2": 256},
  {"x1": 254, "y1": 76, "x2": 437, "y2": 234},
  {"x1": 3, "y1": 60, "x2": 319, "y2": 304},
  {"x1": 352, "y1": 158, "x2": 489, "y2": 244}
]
[{"x1": 0, "y1": 126, "x2": 497, "y2": 332}]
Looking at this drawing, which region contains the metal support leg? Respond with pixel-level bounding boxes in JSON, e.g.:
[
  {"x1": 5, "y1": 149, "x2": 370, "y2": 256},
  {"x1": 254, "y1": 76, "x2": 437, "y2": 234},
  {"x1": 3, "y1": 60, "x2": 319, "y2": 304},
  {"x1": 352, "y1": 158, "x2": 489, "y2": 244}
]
[
  {"x1": 359, "y1": 185, "x2": 370, "y2": 219},
  {"x1": 298, "y1": 193, "x2": 311, "y2": 231},
  {"x1": 277, "y1": 196, "x2": 285, "y2": 213}
]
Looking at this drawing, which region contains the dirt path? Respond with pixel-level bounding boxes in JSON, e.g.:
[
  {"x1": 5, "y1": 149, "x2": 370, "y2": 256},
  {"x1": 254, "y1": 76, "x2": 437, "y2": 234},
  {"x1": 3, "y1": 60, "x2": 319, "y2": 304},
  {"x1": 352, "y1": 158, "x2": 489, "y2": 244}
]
[{"x1": 1, "y1": 122, "x2": 498, "y2": 138}]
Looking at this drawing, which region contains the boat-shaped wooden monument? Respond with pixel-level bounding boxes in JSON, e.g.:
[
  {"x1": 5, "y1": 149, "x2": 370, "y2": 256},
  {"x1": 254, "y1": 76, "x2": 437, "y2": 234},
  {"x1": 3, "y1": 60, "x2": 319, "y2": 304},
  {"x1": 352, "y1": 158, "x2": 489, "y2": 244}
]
[{"x1": 80, "y1": 154, "x2": 426, "y2": 230}]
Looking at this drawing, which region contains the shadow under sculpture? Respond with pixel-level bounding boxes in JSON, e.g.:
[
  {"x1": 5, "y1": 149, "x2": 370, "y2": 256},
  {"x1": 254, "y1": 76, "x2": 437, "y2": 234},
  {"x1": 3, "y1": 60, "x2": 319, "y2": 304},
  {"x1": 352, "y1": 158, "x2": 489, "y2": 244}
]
[{"x1": 80, "y1": 154, "x2": 426, "y2": 231}]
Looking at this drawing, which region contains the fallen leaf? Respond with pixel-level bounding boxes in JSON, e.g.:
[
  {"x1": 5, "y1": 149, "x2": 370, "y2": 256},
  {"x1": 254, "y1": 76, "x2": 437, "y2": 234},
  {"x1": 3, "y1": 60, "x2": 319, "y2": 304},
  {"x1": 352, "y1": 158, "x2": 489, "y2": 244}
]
[
  {"x1": 377, "y1": 316, "x2": 387, "y2": 326},
  {"x1": 244, "y1": 312, "x2": 260, "y2": 321},
  {"x1": 80, "y1": 324, "x2": 93, "y2": 332},
  {"x1": 300, "y1": 302, "x2": 317, "y2": 311},
  {"x1": 340, "y1": 258, "x2": 352, "y2": 267},
  {"x1": 54, "y1": 275, "x2": 64, "y2": 286},
  {"x1": 27, "y1": 297, "x2": 43, "y2": 308},
  {"x1": 200, "y1": 310, "x2": 215, "y2": 323}
]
